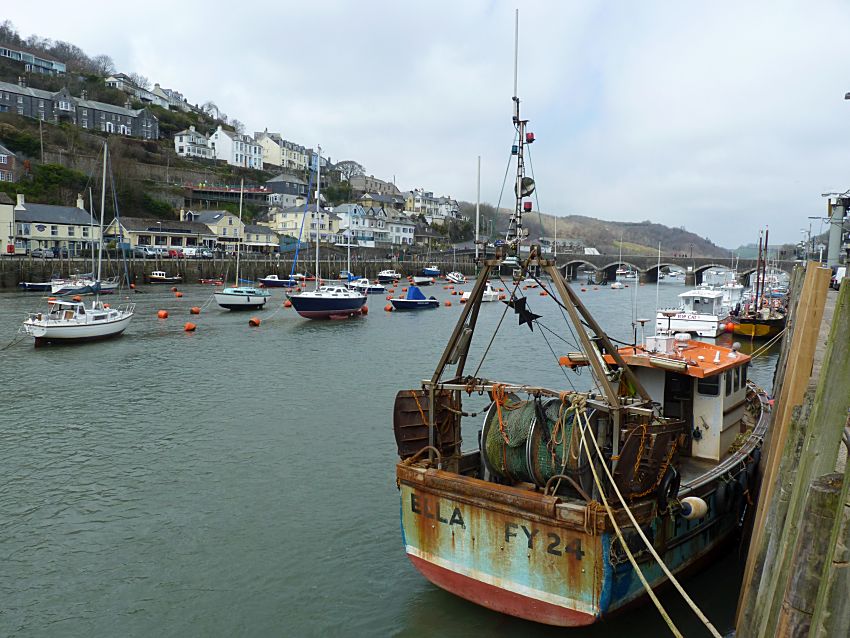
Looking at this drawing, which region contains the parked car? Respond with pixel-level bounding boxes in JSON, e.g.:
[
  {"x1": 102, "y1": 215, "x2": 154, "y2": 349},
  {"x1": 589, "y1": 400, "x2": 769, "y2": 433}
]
[
  {"x1": 168, "y1": 248, "x2": 184, "y2": 258},
  {"x1": 831, "y1": 266, "x2": 846, "y2": 290},
  {"x1": 51, "y1": 247, "x2": 69, "y2": 258},
  {"x1": 134, "y1": 246, "x2": 157, "y2": 258},
  {"x1": 199, "y1": 248, "x2": 213, "y2": 259},
  {"x1": 30, "y1": 248, "x2": 53, "y2": 259},
  {"x1": 153, "y1": 247, "x2": 169, "y2": 258},
  {"x1": 183, "y1": 247, "x2": 200, "y2": 258}
]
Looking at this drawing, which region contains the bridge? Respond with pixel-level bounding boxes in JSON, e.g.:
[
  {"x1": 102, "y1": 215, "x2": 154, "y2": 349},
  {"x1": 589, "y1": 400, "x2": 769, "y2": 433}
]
[{"x1": 553, "y1": 254, "x2": 797, "y2": 285}]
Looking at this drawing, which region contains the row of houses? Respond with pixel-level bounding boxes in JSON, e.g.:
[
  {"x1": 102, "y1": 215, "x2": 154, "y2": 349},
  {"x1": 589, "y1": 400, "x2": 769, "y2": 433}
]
[{"x1": 0, "y1": 78, "x2": 159, "y2": 139}]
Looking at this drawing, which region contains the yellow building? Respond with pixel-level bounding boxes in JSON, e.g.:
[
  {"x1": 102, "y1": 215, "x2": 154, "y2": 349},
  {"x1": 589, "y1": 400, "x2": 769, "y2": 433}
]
[
  {"x1": 184, "y1": 210, "x2": 244, "y2": 250},
  {"x1": 13, "y1": 193, "x2": 100, "y2": 255},
  {"x1": 260, "y1": 205, "x2": 337, "y2": 242}
]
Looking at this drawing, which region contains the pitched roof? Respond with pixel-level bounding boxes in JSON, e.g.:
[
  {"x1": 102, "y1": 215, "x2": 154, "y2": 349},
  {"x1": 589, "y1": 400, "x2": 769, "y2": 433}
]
[
  {"x1": 188, "y1": 210, "x2": 237, "y2": 224},
  {"x1": 0, "y1": 192, "x2": 13, "y2": 205},
  {"x1": 15, "y1": 203, "x2": 93, "y2": 224},
  {"x1": 267, "y1": 174, "x2": 307, "y2": 185},
  {"x1": 116, "y1": 217, "x2": 215, "y2": 235},
  {"x1": 0, "y1": 143, "x2": 14, "y2": 156},
  {"x1": 245, "y1": 224, "x2": 276, "y2": 235},
  {"x1": 0, "y1": 79, "x2": 56, "y2": 100}
]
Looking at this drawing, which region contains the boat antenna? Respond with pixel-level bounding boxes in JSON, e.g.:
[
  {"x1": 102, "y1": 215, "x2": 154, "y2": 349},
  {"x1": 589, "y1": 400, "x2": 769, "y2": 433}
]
[
  {"x1": 315, "y1": 145, "x2": 322, "y2": 291},
  {"x1": 504, "y1": 8, "x2": 534, "y2": 269}
]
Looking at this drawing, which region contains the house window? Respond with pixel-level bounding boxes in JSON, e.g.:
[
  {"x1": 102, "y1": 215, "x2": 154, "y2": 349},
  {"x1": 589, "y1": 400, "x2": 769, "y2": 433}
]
[
  {"x1": 68, "y1": 226, "x2": 75, "y2": 237},
  {"x1": 50, "y1": 225, "x2": 58, "y2": 236},
  {"x1": 16, "y1": 107, "x2": 23, "y2": 115},
  {"x1": 82, "y1": 119, "x2": 87, "y2": 128},
  {"x1": 16, "y1": 96, "x2": 23, "y2": 103},
  {"x1": 222, "y1": 228, "x2": 227, "y2": 236},
  {"x1": 82, "y1": 109, "x2": 87, "y2": 116},
  {"x1": 58, "y1": 100, "x2": 71, "y2": 111},
  {"x1": 82, "y1": 226, "x2": 90, "y2": 237},
  {"x1": 0, "y1": 155, "x2": 6, "y2": 164}
]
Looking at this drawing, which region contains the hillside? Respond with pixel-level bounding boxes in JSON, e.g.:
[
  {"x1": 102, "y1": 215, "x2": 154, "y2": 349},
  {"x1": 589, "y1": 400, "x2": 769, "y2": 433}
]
[{"x1": 458, "y1": 202, "x2": 730, "y2": 258}]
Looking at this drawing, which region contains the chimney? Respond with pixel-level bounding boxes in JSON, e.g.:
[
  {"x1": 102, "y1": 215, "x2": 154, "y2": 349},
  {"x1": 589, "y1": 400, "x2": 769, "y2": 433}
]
[
  {"x1": 17, "y1": 76, "x2": 26, "y2": 88},
  {"x1": 15, "y1": 193, "x2": 25, "y2": 209},
  {"x1": 80, "y1": 89, "x2": 87, "y2": 100},
  {"x1": 179, "y1": 208, "x2": 185, "y2": 221},
  {"x1": 189, "y1": 125, "x2": 195, "y2": 132},
  {"x1": 76, "y1": 193, "x2": 85, "y2": 210},
  {"x1": 124, "y1": 98, "x2": 132, "y2": 110}
]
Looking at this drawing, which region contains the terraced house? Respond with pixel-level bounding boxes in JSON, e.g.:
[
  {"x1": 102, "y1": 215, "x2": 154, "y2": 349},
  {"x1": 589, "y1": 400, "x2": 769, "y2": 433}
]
[
  {"x1": 0, "y1": 79, "x2": 159, "y2": 139},
  {"x1": 12, "y1": 193, "x2": 99, "y2": 255}
]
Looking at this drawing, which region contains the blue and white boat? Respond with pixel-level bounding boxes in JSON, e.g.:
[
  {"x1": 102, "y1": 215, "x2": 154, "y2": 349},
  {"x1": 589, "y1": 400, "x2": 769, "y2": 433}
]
[
  {"x1": 422, "y1": 265, "x2": 441, "y2": 277},
  {"x1": 288, "y1": 147, "x2": 367, "y2": 320},
  {"x1": 340, "y1": 270, "x2": 359, "y2": 282},
  {"x1": 259, "y1": 274, "x2": 299, "y2": 288},
  {"x1": 377, "y1": 269, "x2": 402, "y2": 284},
  {"x1": 390, "y1": 286, "x2": 439, "y2": 310},
  {"x1": 215, "y1": 180, "x2": 271, "y2": 311},
  {"x1": 446, "y1": 271, "x2": 466, "y2": 285}
]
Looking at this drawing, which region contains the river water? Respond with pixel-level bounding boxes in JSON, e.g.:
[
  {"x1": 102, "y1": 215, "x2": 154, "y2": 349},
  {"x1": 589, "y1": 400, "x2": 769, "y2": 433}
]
[{"x1": 0, "y1": 274, "x2": 779, "y2": 637}]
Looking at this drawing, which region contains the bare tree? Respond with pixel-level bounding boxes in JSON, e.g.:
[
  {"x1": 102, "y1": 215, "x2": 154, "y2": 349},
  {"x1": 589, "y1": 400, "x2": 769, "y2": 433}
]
[
  {"x1": 90, "y1": 54, "x2": 116, "y2": 76},
  {"x1": 231, "y1": 119, "x2": 245, "y2": 134},
  {"x1": 201, "y1": 101, "x2": 220, "y2": 119},
  {"x1": 0, "y1": 20, "x2": 21, "y2": 46},
  {"x1": 335, "y1": 160, "x2": 365, "y2": 181},
  {"x1": 127, "y1": 72, "x2": 151, "y2": 90}
]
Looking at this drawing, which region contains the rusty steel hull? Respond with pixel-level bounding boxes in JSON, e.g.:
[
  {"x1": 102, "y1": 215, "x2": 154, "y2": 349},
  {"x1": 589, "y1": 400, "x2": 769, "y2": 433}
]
[{"x1": 398, "y1": 465, "x2": 747, "y2": 626}]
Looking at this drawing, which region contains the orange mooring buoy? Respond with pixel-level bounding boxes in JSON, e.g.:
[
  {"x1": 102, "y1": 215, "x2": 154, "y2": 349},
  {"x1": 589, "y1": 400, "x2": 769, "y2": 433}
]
[
  {"x1": 103, "y1": 303, "x2": 110, "y2": 308},
  {"x1": 386, "y1": 294, "x2": 392, "y2": 300},
  {"x1": 402, "y1": 287, "x2": 408, "y2": 292},
  {"x1": 498, "y1": 294, "x2": 506, "y2": 300},
  {"x1": 184, "y1": 322, "x2": 196, "y2": 332},
  {"x1": 170, "y1": 286, "x2": 178, "y2": 292},
  {"x1": 444, "y1": 300, "x2": 452, "y2": 307},
  {"x1": 157, "y1": 310, "x2": 168, "y2": 319},
  {"x1": 361, "y1": 305, "x2": 368, "y2": 315},
  {"x1": 283, "y1": 299, "x2": 292, "y2": 308},
  {"x1": 190, "y1": 306, "x2": 201, "y2": 314},
  {"x1": 384, "y1": 304, "x2": 393, "y2": 312},
  {"x1": 248, "y1": 317, "x2": 261, "y2": 327},
  {"x1": 540, "y1": 291, "x2": 548, "y2": 296},
  {"x1": 130, "y1": 283, "x2": 136, "y2": 289},
  {"x1": 581, "y1": 287, "x2": 588, "y2": 292},
  {"x1": 460, "y1": 297, "x2": 467, "y2": 304},
  {"x1": 175, "y1": 291, "x2": 183, "y2": 298}
]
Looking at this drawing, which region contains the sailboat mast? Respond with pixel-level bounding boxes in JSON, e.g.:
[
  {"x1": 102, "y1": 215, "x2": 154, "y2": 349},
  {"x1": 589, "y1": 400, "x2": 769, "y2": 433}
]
[
  {"x1": 235, "y1": 178, "x2": 243, "y2": 286},
  {"x1": 475, "y1": 155, "x2": 480, "y2": 263},
  {"x1": 97, "y1": 142, "x2": 107, "y2": 282},
  {"x1": 315, "y1": 146, "x2": 322, "y2": 291},
  {"x1": 506, "y1": 9, "x2": 525, "y2": 264},
  {"x1": 88, "y1": 187, "x2": 95, "y2": 275}
]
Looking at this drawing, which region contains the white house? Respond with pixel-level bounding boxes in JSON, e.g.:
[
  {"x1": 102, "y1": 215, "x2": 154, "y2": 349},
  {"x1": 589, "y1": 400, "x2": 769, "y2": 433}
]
[
  {"x1": 105, "y1": 73, "x2": 167, "y2": 108},
  {"x1": 208, "y1": 126, "x2": 263, "y2": 169},
  {"x1": 388, "y1": 212, "x2": 416, "y2": 245},
  {"x1": 174, "y1": 126, "x2": 213, "y2": 159}
]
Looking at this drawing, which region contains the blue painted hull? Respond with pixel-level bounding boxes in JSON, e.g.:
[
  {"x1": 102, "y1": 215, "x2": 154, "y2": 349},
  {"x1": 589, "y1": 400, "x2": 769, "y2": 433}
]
[
  {"x1": 390, "y1": 299, "x2": 439, "y2": 310},
  {"x1": 289, "y1": 295, "x2": 366, "y2": 319}
]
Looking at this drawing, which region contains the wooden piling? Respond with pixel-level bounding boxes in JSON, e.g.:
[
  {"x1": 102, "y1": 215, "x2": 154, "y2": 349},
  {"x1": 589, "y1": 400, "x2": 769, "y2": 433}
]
[
  {"x1": 775, "y1": 473, "x2": 843, "y2": 636},
  {"x1": 753, "y1": 279, "x2": 850, "y2": 638},
  {"x1": 811, "y1": 480, "x2": 850, "y2": 638},
  {"x1": 736, "y1": 263, "x2": 830, "y2": 635}
]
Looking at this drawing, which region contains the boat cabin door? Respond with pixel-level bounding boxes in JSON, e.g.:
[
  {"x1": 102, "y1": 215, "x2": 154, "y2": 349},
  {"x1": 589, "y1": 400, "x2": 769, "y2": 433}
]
[{"x1": 663, "y1": 371, "x2": 694, "y2": 456}]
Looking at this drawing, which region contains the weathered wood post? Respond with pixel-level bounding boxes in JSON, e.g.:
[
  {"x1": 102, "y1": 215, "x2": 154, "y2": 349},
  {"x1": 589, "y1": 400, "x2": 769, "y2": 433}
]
[{"x1": 775, "y1": 473, "x2": 843, "y2": 636}]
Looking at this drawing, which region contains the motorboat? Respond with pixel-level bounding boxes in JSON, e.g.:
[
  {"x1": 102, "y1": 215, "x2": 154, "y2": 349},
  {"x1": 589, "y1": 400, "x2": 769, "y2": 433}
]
[
  {"x1": 390, "y1": 285, "x2": 439, "y2": 310},
  {"x1": 22, "y1": 298, "x2": 135, "y2": 346},
  {"x1": 349, "y1": 278, "x2": 386, "y2": 294},
  {"x1": 411, "y1": 276, "x2": 434, "y2": 286},
  {"x1": 339, "y1": 270, "x2": 359, "y2": 282},
  {"x1": 377, "y1": 269, "x2": 402, "y2": 284},
  {"x1": 656, "y1": 289, "x2": 731, "y2": 338},
  {"x1": 461, "y1": 282, "x2": 499, "y2": 303},
  {"x1": 446, "y1": 272, "x2": 466, "y2": 284},
  {"x1": 214, "y1": 286, "x2": 270, "y2": 310},
  {"x1": 422, "y1": 266, "x2": 441, "y2": 277},
  {"x1": 147, "y1": 271, "x2": 182, "y2": 284},
  {"x1": 610, "y1": 281, "x2": 625, "y2": 289},
  {"x1": 259, "y1": 274, "x2": 299, "y2": 288}
]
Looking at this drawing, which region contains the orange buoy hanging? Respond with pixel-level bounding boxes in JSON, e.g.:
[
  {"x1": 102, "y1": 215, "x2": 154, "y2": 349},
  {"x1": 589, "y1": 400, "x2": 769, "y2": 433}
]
[
  {"x1": 384, "y1": 304, "x2": 393, "y2": 312},
  {"x1": 360, "y1": 305, "x2": 368, "y2": 315},
  {"x1": 47, "y1": 297, "x2": 57, "y2": 302},
  {"x1": 175, "y1": 291, "x2": 183, "y2": 298},
  {"x1": 248, "y1": 317, "x2": 261, "y2": 327},
  {"x1": 498, "y1": 294, "x2": 506, "y2": 300},
  {"x1": 184, "y1": 322, "x2": 197, "y2": 332},
  {"x1": 157, "y1": 310, "x2": 168, "y2": 319},
  {"x1": 190, "y1": 306, "x2": 201, "y2": 315},
  {"x1": 283, "y1": 299, "x2": 292, "y2": 308}
]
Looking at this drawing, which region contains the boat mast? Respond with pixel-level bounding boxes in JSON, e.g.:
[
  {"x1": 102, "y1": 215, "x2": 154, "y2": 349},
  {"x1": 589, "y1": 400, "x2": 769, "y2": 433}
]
[
  {"x1": 88, "y1": 187, "x2": 95, "y2": 275},
  {"x1": 97, "y1": 141, "x2": 107, "y2": 283},
  {"x1": 315, "y1": 146, "x2": 322, "y2": 290},
  {"x1": 505, "y1": 9, "x2": 525, "y2": 267},
  {"x1": 235, "y1": 178, "x2": 243, "y2": 287},
  {"x1": 475, "y1": 155, "x2": 480, "y2": 263}
]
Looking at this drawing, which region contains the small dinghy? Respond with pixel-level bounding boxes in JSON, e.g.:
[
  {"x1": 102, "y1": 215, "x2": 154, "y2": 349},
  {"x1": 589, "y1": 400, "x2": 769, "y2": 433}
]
[
  {"x1": 411, "y1": 276, "x2": 434, "y2": 286},
  {"x1": 390, "y1": 285, "x2": 439, "y2": 310},
  {"x1": 446, "y1": 271, "x2": 466, "y2": 284}
]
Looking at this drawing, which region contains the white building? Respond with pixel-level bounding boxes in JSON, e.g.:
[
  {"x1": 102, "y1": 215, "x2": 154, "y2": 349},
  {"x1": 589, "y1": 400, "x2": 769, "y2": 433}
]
[
  {"x1": 388, "y1": 212, "x2": 416, "y2": 245},
  {"x1": 174, "y1": 126, "x2": 213, "y2": 159},
  {"x1": 105, "y1": 73, "x2": 167, "y2": 108},
  {"x1": 208, "y1": 126, "x2": 263, "y2": 169},
  {"x1": 152, "y1": 83, "x2": 192, "y2": 112}
]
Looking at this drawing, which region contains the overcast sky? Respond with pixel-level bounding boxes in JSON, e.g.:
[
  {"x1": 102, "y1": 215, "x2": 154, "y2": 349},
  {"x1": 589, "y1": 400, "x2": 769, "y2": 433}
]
[{"x1": 6, "y1": 1, "x2": 850, "y2": 248}]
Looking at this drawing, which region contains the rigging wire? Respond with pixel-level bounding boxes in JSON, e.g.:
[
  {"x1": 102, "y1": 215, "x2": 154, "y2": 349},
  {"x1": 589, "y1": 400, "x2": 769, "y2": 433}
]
[{"x1": 494, "y1": 131, "x2": 519, "y2": 231}]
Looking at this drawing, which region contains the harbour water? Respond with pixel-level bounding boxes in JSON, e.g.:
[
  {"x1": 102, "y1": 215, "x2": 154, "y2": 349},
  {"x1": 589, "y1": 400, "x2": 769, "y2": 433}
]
[{"x1": 0, "y1": 276, "x2": 779, "y2": 637}]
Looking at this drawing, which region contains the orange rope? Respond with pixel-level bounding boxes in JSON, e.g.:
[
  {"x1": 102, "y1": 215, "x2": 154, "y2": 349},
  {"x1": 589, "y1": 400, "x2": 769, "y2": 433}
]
[
  {"x1": 492, "y1": 383, "x2": 511, "y2": 444},
  {"x1": 410, "y1": 390, "x2": 428, "y2": 427}
]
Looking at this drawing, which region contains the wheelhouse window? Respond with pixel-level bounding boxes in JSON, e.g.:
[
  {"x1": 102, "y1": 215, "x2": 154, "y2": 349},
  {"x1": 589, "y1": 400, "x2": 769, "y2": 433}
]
[
  {"x1": 697, "y1": 375, "x2": 720, "y2": 397},
  {"x1": 725, "y1": 371, "x2": 733, "y2": 396},
  {"x1": 733, "y1": 366, "x2": 741, "y2": 392}
]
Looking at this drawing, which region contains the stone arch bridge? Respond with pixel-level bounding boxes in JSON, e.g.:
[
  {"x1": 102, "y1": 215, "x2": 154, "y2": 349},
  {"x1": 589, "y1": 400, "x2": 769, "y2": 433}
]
[{"x1": 555, "y1": 254, "x2": 796, "y2": 286}]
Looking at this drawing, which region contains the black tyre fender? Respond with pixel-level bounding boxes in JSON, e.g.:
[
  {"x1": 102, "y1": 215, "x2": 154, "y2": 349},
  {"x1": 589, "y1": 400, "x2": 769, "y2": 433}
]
[
  {"x1": 657, "y1": 466, "x2": 681, "y2": 513},
  {"x1": 715, "y1": 481, "x2": 730, "y2": 514}
]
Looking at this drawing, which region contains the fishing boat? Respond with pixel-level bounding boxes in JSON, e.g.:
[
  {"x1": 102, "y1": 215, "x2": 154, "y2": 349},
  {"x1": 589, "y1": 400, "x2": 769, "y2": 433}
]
[
  {"x1": 446, "y1": 272, "x2": 466, "y2": 285},
  {"x1": 22, "y1": 142, "x2": 134, "y2": 345},
  {"x1": 289, "y1": 146, "x2": 367, "y2": 320},
  {"x1": 460, "y1": 281, "x2": 499, "y2": 302},
  {"x1": 610, "y1": 280, "x2": 625, "y2": 289},
  {"x1": 19, "y1": 278, "x2": 59, "y2": 291},
  {"x1": 393, "y1": 38, "x2": 767, "y2": 629},
  {"x1": 349, "y1": 278, "x2": 386, "y2": 294},
  {"x1": 729, "y1": 229, "x2": 786, "y2": 339},
  {"x1": 378, "y1": 269, "x2": 402, "y2": 284},
  {"x1": 412, "y1": 276, "x2": 434, "y2": 287},
  {"x1": 656, "y1": 289, "x2": 732, "y2": 338},
  {"x1": 422, "y1": 265, "x2": 441, "y2": 277},
  {"x1": 147, "y1": 270, "x2": 182, "y2": 284},
  {"x1": 258, "y1": 274, "x2": 299, "y2": 288},
  {"x1": 215, "y1": 181, "x2": 271, "y2": 311},
  {"x1": 390, "y1": 285, "x2": 439, "y2": 310}
]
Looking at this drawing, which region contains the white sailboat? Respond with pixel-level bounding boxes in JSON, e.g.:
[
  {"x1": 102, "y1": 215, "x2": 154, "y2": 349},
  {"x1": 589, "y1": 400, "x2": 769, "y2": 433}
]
[
  {"x1": 289, "y1": 147, "x2": 367, "y2": 319},
  {"x1": 22, "y1": 141, "x2": 135, "y2": 345},
  {"x1": 214, "y1": 180, "x2": 271, "y2": 310}
]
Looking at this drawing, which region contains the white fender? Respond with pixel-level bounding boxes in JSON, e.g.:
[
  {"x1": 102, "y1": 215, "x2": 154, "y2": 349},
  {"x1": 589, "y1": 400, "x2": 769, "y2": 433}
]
[{"x1": 681, "y1": 496, "x2": 708, "y2": 520}]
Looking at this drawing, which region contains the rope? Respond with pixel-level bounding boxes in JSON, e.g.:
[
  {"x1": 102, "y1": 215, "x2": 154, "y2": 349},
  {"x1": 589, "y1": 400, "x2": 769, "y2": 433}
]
[
  {"x1": 410, "y1": 390, "x2": 428, "y2": 426},
  {"x1": 574, "y1": 410, "x2": 684, "y2": 637},
  {"x1": 0, "y1": 330, "x2": 27, "y2": 351},
  {"x1": 576, "y1": 409, "x2": 723, "y2": 637},
  {"x1": 748, "y1": 328, "x2": 786, "y2": 359}
]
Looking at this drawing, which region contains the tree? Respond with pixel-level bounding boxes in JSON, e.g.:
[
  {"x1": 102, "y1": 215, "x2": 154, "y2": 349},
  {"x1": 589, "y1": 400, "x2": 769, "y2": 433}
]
[
  {"x1": 0, "y1": 20, "x2": 21, "y2": 46},
  {"x1": 231, "y1": 119, "x2": 245, "y2": 134},
  {"x1": 127, "y1": 72, "x2": 151, "y2": 90},
  {"x1": 90, "y1": 54, "x2": 116, "y2": 76},
  {"x1": 335, "y1": 160, "x2": 365, "y2": 181}
]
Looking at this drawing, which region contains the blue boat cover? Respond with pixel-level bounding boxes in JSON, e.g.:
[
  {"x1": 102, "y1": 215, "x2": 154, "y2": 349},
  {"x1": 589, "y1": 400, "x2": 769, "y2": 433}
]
[{"x1": 406, "y1": 286, "x2": 427, "y2": 300}]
